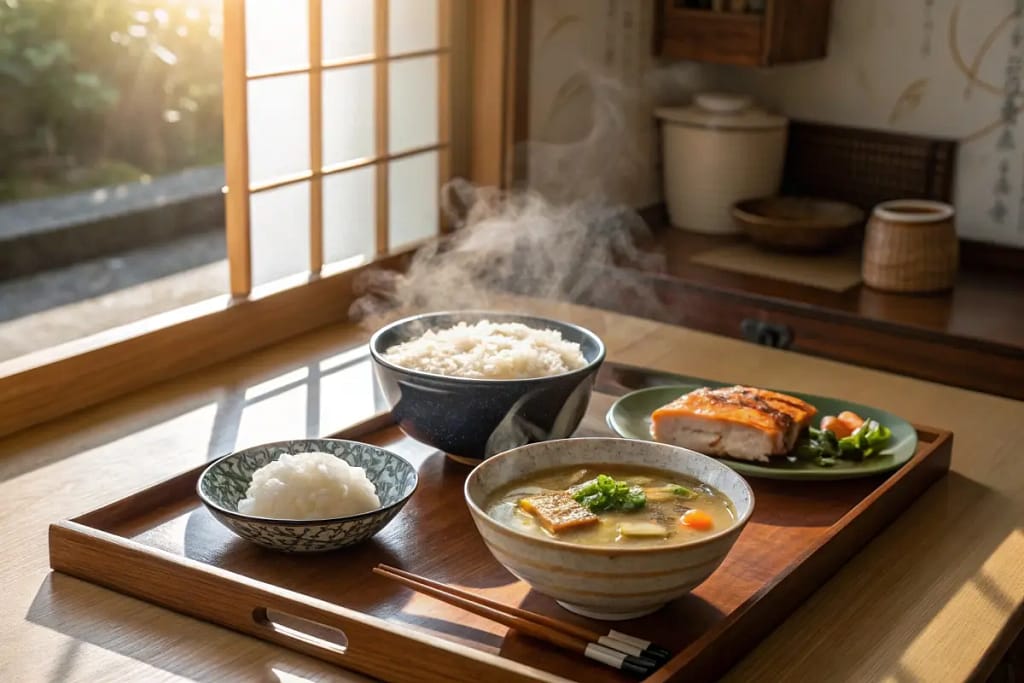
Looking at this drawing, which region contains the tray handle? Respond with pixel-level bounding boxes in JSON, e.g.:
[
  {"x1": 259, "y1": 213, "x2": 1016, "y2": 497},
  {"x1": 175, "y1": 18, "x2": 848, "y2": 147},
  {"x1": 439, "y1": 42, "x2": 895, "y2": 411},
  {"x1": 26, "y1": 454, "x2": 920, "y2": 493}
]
[
  {"x1": 213, "y1": 579, "x2": 509, "y2": 682},
  {"x1": 49, "y1": 522, "x2": 565, "y2": 683},
  {"x1": 242, "y1": 592, "x2": 562, "y2": 683},
  {"x1": 253, "y1": 606, "x2": 350, "y2": 656}
]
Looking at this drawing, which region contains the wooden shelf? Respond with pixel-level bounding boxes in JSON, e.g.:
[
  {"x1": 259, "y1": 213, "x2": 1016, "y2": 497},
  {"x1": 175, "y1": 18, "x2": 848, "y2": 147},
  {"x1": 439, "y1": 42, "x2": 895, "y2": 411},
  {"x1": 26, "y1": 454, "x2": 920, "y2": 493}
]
[
  {"x1": 665, "y1": 8, "x2": 764, "y2": 23},
  {"x1": 600, "y1": 224, "x2": 1024, "y2": 401},
  {"x1": 656, "y1": 0, "x2": 832, "y2": 67}
]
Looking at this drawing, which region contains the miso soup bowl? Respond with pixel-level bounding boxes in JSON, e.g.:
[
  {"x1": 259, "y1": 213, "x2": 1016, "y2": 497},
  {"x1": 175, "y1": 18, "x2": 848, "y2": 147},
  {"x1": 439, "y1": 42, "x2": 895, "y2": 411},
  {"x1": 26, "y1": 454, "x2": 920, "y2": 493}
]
[
  {"x1": 369, "y1": 311, "x2": 605, "y2": 462},
  {"x1": 464, "y1": 438, "x2": 755, "y2": 620}
]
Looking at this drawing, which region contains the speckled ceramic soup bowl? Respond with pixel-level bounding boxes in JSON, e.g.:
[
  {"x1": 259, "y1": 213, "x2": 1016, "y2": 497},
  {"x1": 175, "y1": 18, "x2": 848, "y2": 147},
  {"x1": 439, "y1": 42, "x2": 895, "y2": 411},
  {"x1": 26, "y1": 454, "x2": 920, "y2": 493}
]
[
  {"x1": 197, "y1": 438, "x2": 418, "y2": 553},
  {"x1": 369, "y1": 311, "x2": 605, "y2": 462},
  {"x1": 464, "y1": 437, "x2": 755, "y2": 620}
]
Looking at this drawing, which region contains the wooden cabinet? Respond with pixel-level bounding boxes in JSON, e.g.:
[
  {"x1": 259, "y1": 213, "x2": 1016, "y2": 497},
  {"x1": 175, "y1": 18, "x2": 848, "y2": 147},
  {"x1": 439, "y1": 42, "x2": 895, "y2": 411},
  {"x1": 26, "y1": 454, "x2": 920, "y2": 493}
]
[
  {"x1": 655, "y1": 0, "x2": 833, "y2": 66},
  {"x1": 646, "y1": 280, "x2": 1024, "y2": 401},
  {"x1": 588, "y1": 227, "x2": 1024, "y2": 401}
]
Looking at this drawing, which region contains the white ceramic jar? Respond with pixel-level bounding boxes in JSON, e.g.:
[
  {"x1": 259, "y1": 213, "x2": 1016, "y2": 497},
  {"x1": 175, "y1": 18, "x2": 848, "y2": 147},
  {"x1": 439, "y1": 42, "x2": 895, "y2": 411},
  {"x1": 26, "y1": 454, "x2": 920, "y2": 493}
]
[{"x1": 656, "y1": 93, "x2": 788, "y2": 235}]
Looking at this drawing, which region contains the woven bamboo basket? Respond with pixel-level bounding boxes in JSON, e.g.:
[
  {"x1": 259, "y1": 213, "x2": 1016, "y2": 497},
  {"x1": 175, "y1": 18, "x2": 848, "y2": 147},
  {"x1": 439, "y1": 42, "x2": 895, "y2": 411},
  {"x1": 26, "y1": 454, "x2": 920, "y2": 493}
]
[{"x1": 862, "y1": 200, "x2": 958, "y2": 293}]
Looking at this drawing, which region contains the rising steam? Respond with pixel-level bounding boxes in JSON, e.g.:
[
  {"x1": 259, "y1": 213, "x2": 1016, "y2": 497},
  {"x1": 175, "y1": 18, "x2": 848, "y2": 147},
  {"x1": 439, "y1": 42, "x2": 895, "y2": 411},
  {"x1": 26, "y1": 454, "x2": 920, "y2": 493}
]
[{"x1": 349, "y1": 70, "x2": 671, "y2": 325}]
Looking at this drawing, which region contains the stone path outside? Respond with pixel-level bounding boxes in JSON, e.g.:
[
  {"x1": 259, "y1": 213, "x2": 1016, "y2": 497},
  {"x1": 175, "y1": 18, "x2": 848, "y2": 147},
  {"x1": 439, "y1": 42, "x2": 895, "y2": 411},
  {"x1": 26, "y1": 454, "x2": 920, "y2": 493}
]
[
  {"x1": 0, "y1": 231, "x2": 227, "y2": 362},
  {"x1": 0, "y1": 166, "x2": 224, "y2": 240}
]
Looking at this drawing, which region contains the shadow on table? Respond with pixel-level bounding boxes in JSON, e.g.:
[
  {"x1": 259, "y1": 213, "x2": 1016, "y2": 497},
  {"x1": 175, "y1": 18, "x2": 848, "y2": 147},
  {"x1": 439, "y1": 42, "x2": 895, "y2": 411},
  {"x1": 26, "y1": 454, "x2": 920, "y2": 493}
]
[{"x1": 725, "y1": 471, "x2": 1024, "y2": 682}]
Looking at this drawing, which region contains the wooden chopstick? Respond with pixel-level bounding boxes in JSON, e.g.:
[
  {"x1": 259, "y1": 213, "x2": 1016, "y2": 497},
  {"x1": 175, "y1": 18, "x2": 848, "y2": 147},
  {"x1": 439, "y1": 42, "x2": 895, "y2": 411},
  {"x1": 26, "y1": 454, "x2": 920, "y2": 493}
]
[
  {"x1": 377, "y1": 564, "x2": 670, "y2": 662},
  {"x1": 372, "y1": 565, "x2": 657, "y2": 677}
]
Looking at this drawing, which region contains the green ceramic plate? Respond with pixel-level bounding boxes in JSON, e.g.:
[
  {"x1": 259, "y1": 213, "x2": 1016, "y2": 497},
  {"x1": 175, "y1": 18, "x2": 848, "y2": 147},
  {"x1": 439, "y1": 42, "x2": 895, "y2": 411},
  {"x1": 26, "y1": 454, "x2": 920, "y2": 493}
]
[{"x1": 607, "y1": 384, "x2": 918, "y2": 481}]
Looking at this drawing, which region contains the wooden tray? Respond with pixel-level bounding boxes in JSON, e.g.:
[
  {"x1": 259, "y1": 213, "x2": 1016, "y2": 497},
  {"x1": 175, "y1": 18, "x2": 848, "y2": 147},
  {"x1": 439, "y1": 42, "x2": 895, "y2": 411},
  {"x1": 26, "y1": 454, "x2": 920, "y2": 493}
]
[{"x1": 49, "y1": 361, "x2": 953, "y2": 683}]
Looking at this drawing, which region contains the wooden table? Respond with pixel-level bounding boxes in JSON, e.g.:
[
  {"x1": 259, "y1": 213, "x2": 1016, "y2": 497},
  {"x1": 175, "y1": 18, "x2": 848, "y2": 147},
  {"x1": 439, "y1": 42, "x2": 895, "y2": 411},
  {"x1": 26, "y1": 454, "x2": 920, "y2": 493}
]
[{"x1": 2, "y1": 301, "x2": 1022, "y2": 682}]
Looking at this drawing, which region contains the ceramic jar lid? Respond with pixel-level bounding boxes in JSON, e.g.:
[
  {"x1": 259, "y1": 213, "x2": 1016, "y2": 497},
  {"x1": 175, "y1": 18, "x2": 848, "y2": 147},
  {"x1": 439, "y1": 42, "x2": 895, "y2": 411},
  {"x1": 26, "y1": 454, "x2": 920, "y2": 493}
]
[{"x1": 655, "y1": 92, "x2": 787, "y2": 131}]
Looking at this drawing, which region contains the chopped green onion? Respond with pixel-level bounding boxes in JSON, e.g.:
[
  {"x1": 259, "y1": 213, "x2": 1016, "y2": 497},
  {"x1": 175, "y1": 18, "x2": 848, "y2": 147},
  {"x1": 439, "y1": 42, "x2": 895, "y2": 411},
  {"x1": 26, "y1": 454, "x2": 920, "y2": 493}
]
[
  {"x1": 571, "y1": 474, "x2": 646, "y2": 512},
  {"x1": 670, "y1": 485, "x2": 695, "y2": 498}
]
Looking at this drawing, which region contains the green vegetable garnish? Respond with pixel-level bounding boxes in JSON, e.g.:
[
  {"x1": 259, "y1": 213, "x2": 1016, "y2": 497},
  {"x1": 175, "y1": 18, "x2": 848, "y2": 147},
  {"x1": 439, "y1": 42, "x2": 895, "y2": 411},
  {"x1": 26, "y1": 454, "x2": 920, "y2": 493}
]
[
  {"x1": 670, "y1": 485, "x2": 696, "y2": 498},
  {"x1": 836, "y1": 420, "x2": 892, "y2": 461},
  {"x1": 795, "y1": 417, "x2": 892, "y2": 467},
  {"x1": 571, "y1": 474, "x2": 646, "y2": 512}
]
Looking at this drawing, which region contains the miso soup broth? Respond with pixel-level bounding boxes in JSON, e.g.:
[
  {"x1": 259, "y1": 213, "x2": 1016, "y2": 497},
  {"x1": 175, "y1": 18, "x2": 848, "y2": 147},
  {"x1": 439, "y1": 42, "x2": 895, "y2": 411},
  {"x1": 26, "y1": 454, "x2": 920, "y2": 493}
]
[{"x1": 485, "y1": 464, "x2": 736, "y2": 547}]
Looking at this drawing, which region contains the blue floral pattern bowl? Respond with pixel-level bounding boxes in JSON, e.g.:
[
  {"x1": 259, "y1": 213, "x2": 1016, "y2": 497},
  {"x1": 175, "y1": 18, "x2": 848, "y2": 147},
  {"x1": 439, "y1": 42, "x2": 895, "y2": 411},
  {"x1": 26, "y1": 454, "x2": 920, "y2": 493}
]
[{"x1": 197, "y1": 439, "x2": 418, "y2": 553}]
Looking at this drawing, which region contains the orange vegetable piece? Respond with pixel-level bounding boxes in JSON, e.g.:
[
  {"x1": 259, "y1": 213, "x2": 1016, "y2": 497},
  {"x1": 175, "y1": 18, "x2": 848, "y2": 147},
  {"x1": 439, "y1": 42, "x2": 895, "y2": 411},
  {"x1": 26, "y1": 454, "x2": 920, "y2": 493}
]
[
  {"x1": 837, "y1": 411, "x2": 864, "y2": 432},
  {"x1": 820, "y1": 415, "x2": 853, "y2": 438},
  {"x1": 680, "y1": 509, "x2": 714, "y2": 531}
]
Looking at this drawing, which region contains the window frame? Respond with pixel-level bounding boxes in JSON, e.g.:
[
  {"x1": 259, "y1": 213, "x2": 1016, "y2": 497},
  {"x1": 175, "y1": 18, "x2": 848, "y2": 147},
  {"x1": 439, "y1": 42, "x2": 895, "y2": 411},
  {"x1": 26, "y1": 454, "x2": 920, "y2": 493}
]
[
  {"x1": 225, "y1": 0, "x2": 457, "y2": 295},
  {"x1": 0, "y1": 0, "x2": 530, "y2": 440}
]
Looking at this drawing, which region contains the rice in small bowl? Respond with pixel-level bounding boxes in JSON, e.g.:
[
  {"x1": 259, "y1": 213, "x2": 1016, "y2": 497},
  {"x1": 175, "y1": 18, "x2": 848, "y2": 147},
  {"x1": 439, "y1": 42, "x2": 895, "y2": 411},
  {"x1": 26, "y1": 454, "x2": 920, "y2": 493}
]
[
  {"x1": 370, "y1": 311, "x2": 605, "y2": 461},
  {"x1": 197, "y1": 439, "x2": 418, "y2": 552},
  {"x1": 237, "y1": 451, "x2": 381, "y2": 519}
]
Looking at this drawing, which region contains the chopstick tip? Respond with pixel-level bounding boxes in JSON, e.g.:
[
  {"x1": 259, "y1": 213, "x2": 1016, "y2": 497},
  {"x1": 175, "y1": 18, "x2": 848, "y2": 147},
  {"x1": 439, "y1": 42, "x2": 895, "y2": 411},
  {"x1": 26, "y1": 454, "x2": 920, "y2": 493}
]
[{"x1": 644, "y1": 644, "x2": 672, "y2": 662}]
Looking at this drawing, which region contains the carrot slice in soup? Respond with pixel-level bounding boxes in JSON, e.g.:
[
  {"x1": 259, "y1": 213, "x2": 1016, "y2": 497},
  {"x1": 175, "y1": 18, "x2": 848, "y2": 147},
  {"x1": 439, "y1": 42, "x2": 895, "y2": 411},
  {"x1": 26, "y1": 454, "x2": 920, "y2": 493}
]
[{"x1": 681, "y1": 509, "x2": 714, "y2": 531}]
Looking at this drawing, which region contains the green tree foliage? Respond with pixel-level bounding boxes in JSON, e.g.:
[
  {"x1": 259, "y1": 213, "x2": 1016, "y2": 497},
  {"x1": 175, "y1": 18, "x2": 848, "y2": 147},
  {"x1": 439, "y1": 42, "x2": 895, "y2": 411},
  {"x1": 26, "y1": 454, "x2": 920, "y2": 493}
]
[{"x1": 0, "y1": 0, "x2": 223, "y2": 198}]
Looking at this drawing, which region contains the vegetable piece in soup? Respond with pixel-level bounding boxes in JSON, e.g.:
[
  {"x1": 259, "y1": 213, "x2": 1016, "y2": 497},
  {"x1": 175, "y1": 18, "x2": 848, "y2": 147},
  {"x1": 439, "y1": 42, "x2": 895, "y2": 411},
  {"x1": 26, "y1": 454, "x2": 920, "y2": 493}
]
[
  {"x1": 486, "y1": 465, "x2": 735, "y2": 547},
  {"x1": 518, "y1": 492, "x2": 598, "y2": 533}
]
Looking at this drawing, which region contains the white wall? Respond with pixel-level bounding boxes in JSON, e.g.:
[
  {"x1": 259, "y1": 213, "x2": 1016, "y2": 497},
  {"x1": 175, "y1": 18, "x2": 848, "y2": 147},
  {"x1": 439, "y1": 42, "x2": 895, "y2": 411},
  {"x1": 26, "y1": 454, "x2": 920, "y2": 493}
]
[
  {"x1": 529, "y1": 0, "x2": 1024, "y2": 247},
  {"x1": 528, "y1": 0, "x2": 671, "y2": 207}
]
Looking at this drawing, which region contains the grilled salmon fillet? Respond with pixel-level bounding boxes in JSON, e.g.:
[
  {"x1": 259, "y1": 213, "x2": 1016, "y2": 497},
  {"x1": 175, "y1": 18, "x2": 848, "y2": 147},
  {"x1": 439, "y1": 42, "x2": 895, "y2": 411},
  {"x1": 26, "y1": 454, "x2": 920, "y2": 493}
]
[{"x1": 650, "y1": 386, "x2": 817, "y2": 463}]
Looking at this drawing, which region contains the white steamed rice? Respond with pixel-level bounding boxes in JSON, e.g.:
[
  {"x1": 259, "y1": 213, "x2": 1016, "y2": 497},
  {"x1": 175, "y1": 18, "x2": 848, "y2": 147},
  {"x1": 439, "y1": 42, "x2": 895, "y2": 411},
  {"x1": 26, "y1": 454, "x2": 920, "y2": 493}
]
[
  {"x1": 382, "y1": 320, "x2": 587, "y2": 379},
  {"x1": 237, "y1": 451, "x2": 380, "y2": 519}
]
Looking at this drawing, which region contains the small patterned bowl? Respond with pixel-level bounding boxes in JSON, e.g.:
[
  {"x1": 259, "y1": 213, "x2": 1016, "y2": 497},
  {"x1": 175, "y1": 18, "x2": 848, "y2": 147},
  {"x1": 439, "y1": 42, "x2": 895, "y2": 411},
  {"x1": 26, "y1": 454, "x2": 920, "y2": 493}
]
[{"x1": 197, "y1": 439, "x2": 418, "y2": 553}]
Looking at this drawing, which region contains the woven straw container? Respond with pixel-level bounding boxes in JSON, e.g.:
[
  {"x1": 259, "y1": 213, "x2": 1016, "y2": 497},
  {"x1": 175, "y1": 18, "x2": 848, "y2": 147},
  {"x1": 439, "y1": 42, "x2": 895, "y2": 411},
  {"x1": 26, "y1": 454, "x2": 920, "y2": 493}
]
[{"x1": 862, "y1": 200, "x2": 958, "y2": 293}]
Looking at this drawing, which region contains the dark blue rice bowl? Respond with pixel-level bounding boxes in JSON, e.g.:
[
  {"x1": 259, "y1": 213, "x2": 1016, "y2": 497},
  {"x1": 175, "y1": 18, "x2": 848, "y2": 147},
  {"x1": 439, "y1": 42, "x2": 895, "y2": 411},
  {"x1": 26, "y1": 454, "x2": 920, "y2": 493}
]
[{"x1": 369, "y1": 311, "x2": 606, "y2": 462}]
